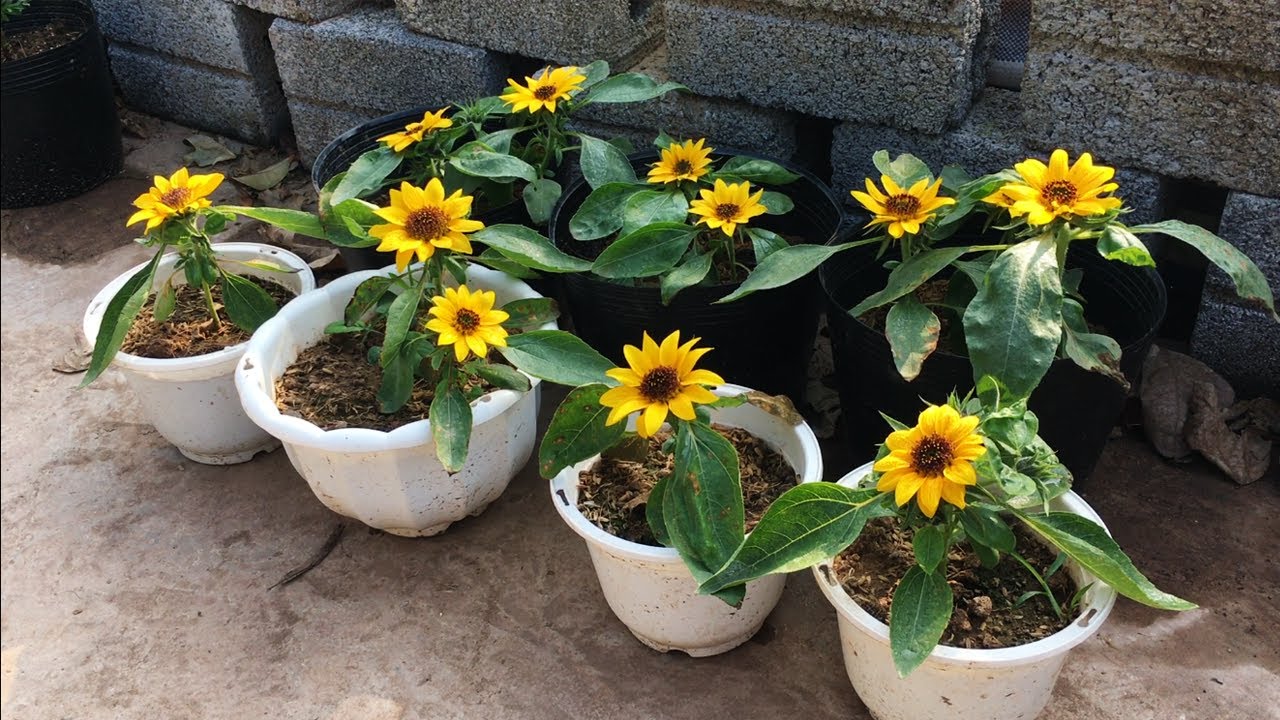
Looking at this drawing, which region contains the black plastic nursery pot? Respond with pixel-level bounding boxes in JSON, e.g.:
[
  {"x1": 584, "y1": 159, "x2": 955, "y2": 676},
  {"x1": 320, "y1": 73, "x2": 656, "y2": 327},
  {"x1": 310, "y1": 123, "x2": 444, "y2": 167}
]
[
  {"x1": 551, "y1": 151, "x2": 846, "y2": 403},
  {"x1": 1, "y1": 0, "x2": 122, "y2": 208},
  {"x1": 821, "y1": 241, "x2": 1167, "y2": 481}
]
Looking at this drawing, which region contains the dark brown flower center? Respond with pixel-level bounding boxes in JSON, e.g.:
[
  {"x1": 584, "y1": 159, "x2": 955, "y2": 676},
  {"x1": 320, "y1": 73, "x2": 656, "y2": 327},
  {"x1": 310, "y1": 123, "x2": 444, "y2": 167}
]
[
  {"x1": 159, "y1": 187, "x2": 191, "y2": 208},
  {"x1": 452, "y1": 308, "x2": 481, "y2": 334},
  {"x1": 714, "y1": 203, "x2": 740, "y2": 221},
  {"x1": 885, "y1": 193, "x2": 921, "y2": 218},
  {"x1": 405, "y1": 207, "x2": 450, "y2": 241},
  {"x1": 674, "y1": 159, "x2": 694, "y2": 175},
  {"x1": 910, "y1": 434, "x2": 954, "y2": 478},
  {"x1": 1042, "y1": 179, "x2": 1078, "y2": 206},
  {"x1": 639, "y1": 366, "x2": 680, "y2": 402},
  {"x1": 533, "y1": 84, "x2": 558, "y2": 101}
]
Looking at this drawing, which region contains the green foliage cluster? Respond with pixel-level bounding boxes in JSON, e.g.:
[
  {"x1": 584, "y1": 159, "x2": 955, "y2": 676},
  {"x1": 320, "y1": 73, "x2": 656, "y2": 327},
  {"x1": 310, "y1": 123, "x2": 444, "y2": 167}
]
[{"x1": 1, "y1": 0, "x2": 30, "y2": 23}]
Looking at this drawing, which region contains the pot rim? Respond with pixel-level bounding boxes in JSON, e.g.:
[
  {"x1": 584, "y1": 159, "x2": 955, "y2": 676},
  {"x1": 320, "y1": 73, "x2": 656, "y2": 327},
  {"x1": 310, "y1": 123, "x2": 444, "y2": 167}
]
[
  {"x1": 81, "y1": 242, "x2": 317, "y2": 373},
  {"x1": 811, "y1": 463, "x2": 1119, "y2": 668},
  {"x1": 549, "y1": 383, "x2": 824, "y2": 564},
  {"x1": 235, "y1": 262, "x2": 553, "y2": 453}
]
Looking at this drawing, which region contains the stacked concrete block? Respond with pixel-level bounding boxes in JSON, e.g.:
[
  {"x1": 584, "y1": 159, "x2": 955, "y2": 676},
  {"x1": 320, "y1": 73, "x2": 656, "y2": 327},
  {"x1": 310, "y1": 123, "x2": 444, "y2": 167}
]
[
  {"x1": 95, "y1": 0, "x2": 288, "y2": 144},
  {"x1": 1190, "y1": 192, "x2": 1280, "y2": 397},
  {"x1": 395, "y1": 0, "x2": 663, "y2": 66},
  {"x1": 664, "y1": 0, "x2": 997, "y2": 133},
  {"x1": 830, "y1": 88, "x2": 1167, "y2": 224},
  {"x1": 1021, "y1": 0, "x2": 1280, "y2": 197},
  {"x1": 233, "y1": 0, "x2": 365, "y2": 23},
  {"x1": 269, "y1": 7, "x2": 508, "y2": 165}
]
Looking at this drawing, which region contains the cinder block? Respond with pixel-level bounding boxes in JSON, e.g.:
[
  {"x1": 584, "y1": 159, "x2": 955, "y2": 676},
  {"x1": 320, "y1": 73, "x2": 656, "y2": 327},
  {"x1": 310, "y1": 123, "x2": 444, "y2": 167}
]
[
  {"x1": 1032, "y1": 0, "x2": 1280, "y2": 72},
  {"x1": 287, "y1": 100, "x2": 381, "y2": 167},
  {"x1": 394, "y1": 0, "x2": 662, "y2": 66},
  {"x1": 1202, "y1": 192, "x2": 1280, "y2": 296},
  {"x1": 233, "y1": 0, "x2": 363, "y2": 23},
  {"x1": 108, "y1": 44, "x2": 288, "y2": 145},
  {"x1": 830, "y1": 89, "x2": 1167, "y2": 224},
  {"x1": 1021, "y1": 49, "x2": 1280, "y2": 197},
  {"x1": 1191, "y1": 294, "x2": 1280, "y2": 398},
  {"x1": 94, "y1": 0, "x2": 272, "y2": 75},
  {"x1": 270, "y1": 7, "x2": 507, "y2": 116},
  {"x1": 664, "y1": 0, "x2": 989, "y2": 132}
]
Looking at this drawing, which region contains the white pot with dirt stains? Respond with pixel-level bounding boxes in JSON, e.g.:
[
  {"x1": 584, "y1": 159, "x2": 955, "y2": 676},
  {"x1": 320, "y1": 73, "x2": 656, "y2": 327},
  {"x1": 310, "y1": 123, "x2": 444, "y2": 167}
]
[
  {"x1": 82, "y1": 243, "x2": 316, "y2": 465},
  {"x1": 550, "y1": 385, "x2": 824, "y2": 657},
  {"x1": 235, "y1": 264, "x2": 554, "y2": 537},
  {"x1": 813, "y1": 464, "x2": 1119, "y2": 720}
]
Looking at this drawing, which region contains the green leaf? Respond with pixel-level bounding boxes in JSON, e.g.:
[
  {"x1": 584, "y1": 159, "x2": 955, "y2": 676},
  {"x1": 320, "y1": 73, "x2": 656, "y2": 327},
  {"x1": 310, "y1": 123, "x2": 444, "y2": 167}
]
[
  {"x1": 220, "y1": 273, "x2": 278, "y2": 332},
  {"x1": 473, "y1": 248, "x2": 541, "y2": 279},
  {"x1": 497, "y1": 330, "x2": 615, "y2": 387},
  {"x1": 620, "y1": 189, "x2": 689, "y2": 237},
  {"x1": 1017, "y1": 512, "x2": 1196, "y2": 610},
  {"x1": 591, "y1": 223, "x2": 697, "y2": 279},
  {"x1": 660, "y1": 251, "x2": 713, "y2": 305},
  {"x1": 537, "y1": 383, "x2": 626, "y2": 478},
  {"x1": 578, "y1": 60, "x2": 611, "y2": 89},
  {"x1": 430, "y1": 378, "x2": 473, "y2": 473},
  {"x1": 500, "y1": 297, "x2": 560, "y2": 328},
  {"x1": 647, "y1": 473, "x2": 672, "y2": 546},
  {"x1": 380, "y1": 287, "x2": 422, "y2": 366},
  {"x1": 522, "y1": 178, "x2": 562, "y2": 225},
  {"x1": 760, "y1": 191, "x2": 794, "y2": 215},
  {"x1": 578, "y1": 134, "x2": 638, "y2": 189},
  {"x1": 1097, "y1": 224, "x2": 1155, "y2": 267},
  {"x1": 884, "y1": 295, "x2": 941, "y2": 382},
  {"x1": 747, "y1": 227, "x2": 790, "y2": 263},
  {"x1": 716, "y1": 241, "x2": 865, "y2": 304},
  {"x1": 233, "y1": 157, "x2": 296, "y2": 191},
  {"x1": 872, "y1": 151, "x2": 934, "y2": 189},
  {"x1": 1061, "y1": 298, "x2": 1127, "y2": 388},
  {"x1": 890, "y1": 565, "x2": 953, "y2": 677},
  {"x1": 569, "y1": 183, "x2": 643, "y2": 240},
  {"x1": 472, "y1": 224, "x2": 592, "y2": 273},
  {"x1": 912, "y1": 525, "x2": 947, "y2": 574},
  {"x1": 717, "y1": 156, "x2": 800, "y2": 185},
  {"x1": 663, "y1": 422, "x2": 745, "y2": 603},
  {"x1": 377, "y1": 347, "x2": 415, "y2": 413},
  {"x1": 699, "y1": 484, "x2": 894, "y2": 593},
  {"x1": 152, "y1": 274, "x2": 177, "y2": 323},
  {"x1": 849, "y1": 247, "x2": 970, "y2": 316},
  {"x1": 959, "y1": 505, "x2": 1016, "y2": 553},
  {"x1": 476, "y1": 127, "x2": 523, "y2": 155},
  {"x1": 221, "y1": 206, "x2": 328, "y2": 241},
  {"x1": 332, "y1": 145, "x2": 402, "y2": 205},
  {"x1": 322, "y1": 197, "x2": 382, "y2": 248},
  {"x1": 81, "y1": 252, "x2": 164, "y2": 387},
  {"x1": 473, "y1": 362, "x2": 531, "y2": 392},
  {"x1": 345, "y1": 275, "x2": 396, "y2": 325},
  {"x1": 450, "y1": 144, "x2": 538, "y2": 183},
  {"x1": 1130, "y1": 219, "x2": 1277, "y2": 319},
  {"x1": 962, "y1": 236, "x2": 1064, "y2": 400},
  {"x1": 586, "y1": 72, "x2": 686, "y2": 103}
]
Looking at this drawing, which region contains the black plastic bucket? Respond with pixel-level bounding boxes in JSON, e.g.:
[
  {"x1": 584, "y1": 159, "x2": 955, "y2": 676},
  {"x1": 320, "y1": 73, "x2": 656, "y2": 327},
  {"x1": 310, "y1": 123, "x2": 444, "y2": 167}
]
[
  {"x1": 551, "y1": 151, "x2": 845, "y2": 402},
  {"x1": 822, "y1": 241, "x2": 1167, "y2": 480},
  {"x1": 1, "y1": 0, "x2": 122, "y2": 208}
]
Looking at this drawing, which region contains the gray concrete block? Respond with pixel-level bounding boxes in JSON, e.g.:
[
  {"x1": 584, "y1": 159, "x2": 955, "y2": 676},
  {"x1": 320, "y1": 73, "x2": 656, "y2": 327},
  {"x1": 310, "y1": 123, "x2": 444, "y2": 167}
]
[
  {"x1": 287, "y1": 99, "x2": 381, "y2": 167},
  {"x1": 394, "y1": 0, "x2": 662, "y2": 66},
  {"x1": 1202, "y1": 192, "x2": 1280, "y2": 296},
  {"x1": 830, "y1": 88, "x2": 1167, "y2": 224},
  {"x1": 233, "y1": 0, "x2": 364, "y2": 22},
  {"x1": 665, "y1": 0, "x2": 986, "y2": 132},
  {"x1": 108, "y1": 44, "x2": 288, "y2": 145},
  {"x1": 270, "y1": 7, "x2": 506, "y2": 115},
  {"x1": 1190, "y1": 294, "x2": 1280, "y2": 398},
  {"x1": 94, "y1": 0, "x2": 272, "y2": 75},
  {"x1": 1033, "y1": 0, "x2": 1280, "y2": 73},
  {"x1": 1021, "y1": 48, "x2": 1280, "y2": 198}
]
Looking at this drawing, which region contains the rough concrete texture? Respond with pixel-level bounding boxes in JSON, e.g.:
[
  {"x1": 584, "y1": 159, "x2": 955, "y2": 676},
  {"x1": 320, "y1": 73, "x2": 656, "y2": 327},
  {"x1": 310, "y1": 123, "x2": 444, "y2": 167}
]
[
  {"x1": 573, "y1": 46, "x2": 799, "y2": 161},
  {"x1": 1032, "y1": 0, "x2": 1280, "y2": 72},
  {"x1": 270, "y1": 7, "x2": 507, "y2": 148},
  {"x1": 93, "y1": 0, "x2": 273, "y2": 75},
  {"x1": 830, "y1": 88, "x2": 1167, "y2": 225},
  {"x1": 107, "y1": 45, "x2": 288, "y2": 145},
  {"x1": 287, "y1": 100, "x2": 383, "y2": 168},
  {"x1": 395, "y1": 0, "x2": 663, "y2": 66},
  {"x1": 1190, "y1": 295, "x2": 1280, "y2": 398},
  {"x1": 664, "y1": 0, "x2": 986, "y2": 133},
  {"x1": 1203, "y1": 192, "x2": 1280, "y2": 295},
  {"x1": 233, "y1": 0, "x2": 365, "y2": 23},
  {"x1": 1021, "y1": 49, "x2": 1280, "y2": 198}
]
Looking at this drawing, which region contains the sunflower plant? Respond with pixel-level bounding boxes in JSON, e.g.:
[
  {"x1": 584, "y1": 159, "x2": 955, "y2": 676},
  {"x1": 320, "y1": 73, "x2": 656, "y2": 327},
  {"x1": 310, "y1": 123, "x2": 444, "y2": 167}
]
[{"x1": 693, "y1": 375, "x2": 1195, "y2": 676}]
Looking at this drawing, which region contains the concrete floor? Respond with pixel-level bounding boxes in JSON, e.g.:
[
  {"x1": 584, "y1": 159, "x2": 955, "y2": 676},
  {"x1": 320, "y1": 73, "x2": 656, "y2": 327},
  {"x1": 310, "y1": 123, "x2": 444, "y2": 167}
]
[{"x1": 3, "y1": 131, "x2": 1279, "y2": 720}]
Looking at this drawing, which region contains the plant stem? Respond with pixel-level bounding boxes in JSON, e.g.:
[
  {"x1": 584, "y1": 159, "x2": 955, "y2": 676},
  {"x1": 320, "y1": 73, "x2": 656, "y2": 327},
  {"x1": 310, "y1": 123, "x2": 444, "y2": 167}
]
[{"x1": 1009, "y1": 550, "x2": 1064, "y2": 620}]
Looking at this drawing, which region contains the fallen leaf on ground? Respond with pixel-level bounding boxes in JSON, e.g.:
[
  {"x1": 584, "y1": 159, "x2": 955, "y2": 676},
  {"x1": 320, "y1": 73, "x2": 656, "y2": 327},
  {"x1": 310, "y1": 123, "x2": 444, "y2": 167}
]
[
  {"x1": 234, "y1": 158, "x2": 297, "y2": 191},
  {"x1": 183, "y1": 135, "x2": 237, "y2": 167}
]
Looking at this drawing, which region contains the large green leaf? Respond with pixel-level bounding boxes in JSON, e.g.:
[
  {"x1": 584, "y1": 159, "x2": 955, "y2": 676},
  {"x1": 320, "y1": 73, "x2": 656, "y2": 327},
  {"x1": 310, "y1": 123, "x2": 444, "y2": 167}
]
[
  {"x1": 377, "y1": 347, "x2": 416, "y2": 413},
  {"x1": 747, "y1": 227, "x2": 789, "y2": 263},
  {"x1": 585, "y1": 72, "x2": 686, "y2": 103},
  {"x1": 430, "y1": 378, "x2": 473, "y2": 473},
  {"x1": 472, "y1": 224, "x2": 592, "y2": 273},
  {"x1": 591, "y1": 223, "x2": 697, "y2": 278},
  {"x1": 473, "y1": 362, "x2": 531, "y2": 392},
  {"x1": 660, "y1": 251, "x2": 713, "y2": 305},
  {"x1": 646, "y1": 473, "x2": 672, "y2": 547},
  {"x1": 849, "y1": 246, "x2": 970, "y2": 317},
  {"x1": 890, "y1": 566, "x2": 953, "y2": 677},
  {"x1": 911, "y1": 525, "x2": 947, "y2": 574},
  {"x1": 963, "y1": 236, "x2": 1063, "y2": 400},
  {"x1": 450, "y1": 144, "x2": 538, "y2": 183},
  {"x1": 476, "y1": 127, "x2": 523, "y2": 155},
  {"x1": 499, "y1": 297, "x2": 559, "y2": 328},
  {"x1": 620, "y1": 189, "x2": 689, "y2": 238},
  {"x1": 884, "y1": 295, "x2": 941, "y2": 381},
  {"x1": 473, "y1": 248, "x2": 540, "y2": 279},
  {"x1": 1097, "y1": 224, "x2": 1154, "y2": 267},
  {"x1": 380, "y1": 287, "x2": 422, "y2": 366},
  {"x1": 578, "y1": 134, "x2": 638, "y2": 189},
  {"x1": 81, "y1": 252, "x2": 163, "y2": 387},
  {"x1": 221, "y1": 206, "x2": 328, "y2": 241},
  {"x1": 716, "y1": 156, "x2": 800, "y2": 185},
  {"x1": 331, "y1": 145, "x2": 402, "y2": 205},
  {"x1": 522, "y1": 178, "x2": 562, "y2": 225},
  {"x1": 872, "y1": 150, "x2": 934, "y2": 189},
  {"x1": 664, "y1": 422, "x2": 745, "y2": 604},
  {"x1": 220, "y1": 273, "x2": 278, "y2": 333},
  {"x1": 959, "y1": 505, "x2": 1015, "y2": 553},
  {"x1": 1060, "y1": 298, "x2": 1127, "y2": 388},
  {"x1": 538, "y1": 384, "x2": 626, "y2": 478},
  {"x1": 1017, "y1": 512, "x2": 1196, "y2": 610},
  {"x1": 324, "y1": 198, "x2": 382, "y2": 248},
  {"x1": 716, "y1": 241, "x2": 867, "y2": 304},
  {"x1": 699, "y1": 484, "x2": 894, "y2": 593},
  {"x1": 569, "y1": 183, "x2": 643, "y2": 240},
  {"x1": 1129, "y1": 219, "x2": 1277, "y2": 319},
  {"x1": 345, "y1": 275, "x2": 396, "y2": 325},
  {"x1": 497, "y1": 330, "x2": 615, "y2": 387}
]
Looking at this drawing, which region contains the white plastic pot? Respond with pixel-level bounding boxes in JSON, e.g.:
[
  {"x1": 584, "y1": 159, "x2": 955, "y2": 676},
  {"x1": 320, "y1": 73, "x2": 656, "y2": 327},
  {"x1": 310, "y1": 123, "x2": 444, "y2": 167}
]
[
  {"x1": 813, "y1": 464, "x2": 1118, "y2": 720},
  {"x1": 550, "y1": 385, "x2": 824, "y2": 657},
  {"x1": 82, "y1": 243, "x2": 316, "y2": 465},
  {"x1": 235, "y1": 264, "x2": 555, "y2": 537}
]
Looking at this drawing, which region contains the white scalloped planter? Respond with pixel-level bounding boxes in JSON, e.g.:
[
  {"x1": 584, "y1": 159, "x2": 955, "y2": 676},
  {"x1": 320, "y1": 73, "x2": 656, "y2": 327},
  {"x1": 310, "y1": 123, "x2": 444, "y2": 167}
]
[
  {"x1": 82, "y1": 243, "x2": 316, "y2": 465},
  {"x1": 236, "y1": 264, "x2": 554, "y2": 537},
  {"x1": 812, "y1": 464, "x2": 1119, "y2": 720},
  {"x1": 550, "y1": 385, "x2": 824, "y2": 656}
]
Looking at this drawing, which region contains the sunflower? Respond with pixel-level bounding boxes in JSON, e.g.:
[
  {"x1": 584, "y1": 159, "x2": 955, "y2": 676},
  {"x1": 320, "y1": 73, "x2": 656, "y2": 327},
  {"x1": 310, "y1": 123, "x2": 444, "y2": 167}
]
[
  {"x1": 983, "y1": 149, "x2": 1123, "y2": 226},
  {"x1": 126, "y1": 167, "x2": 224, "y2": 233},
  {"x1": 370, "y1": 179, "x2": 484, "y2": 272},
  {"x1": 872, "y1": 404, "x2": 986, "y2": 518},
  {"x1": 377, "y1": 108, "x2": 453, "y2": 152},
  {"x1": 600, "y1": 331, "x2": 725, "y2": 438},
  {"x1": 501, "y1": 66, "x2": 586, "y2": 113},
  {"x1": 850, "y1": 175, "x2": 955, "y2": 239},
  {"x1": 424, "y1": 285, "x2": 510, "y2": 362},
  {"x1": 647, "y1": 138, "x2": 714, "y2": 184},
  {"x1": 688, "y1": 179, "x2": 767, "y2": 237}
]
